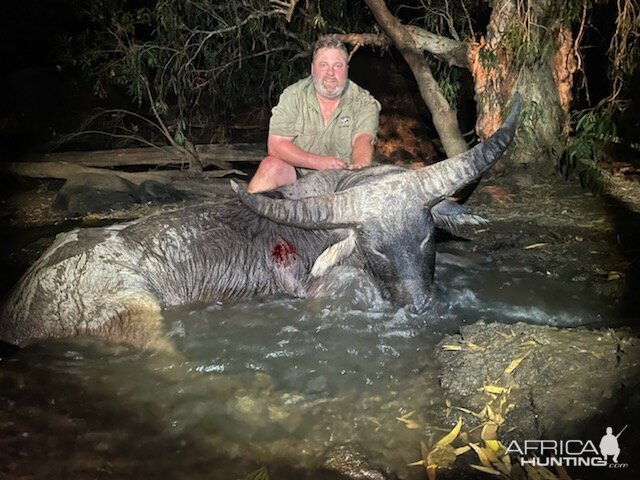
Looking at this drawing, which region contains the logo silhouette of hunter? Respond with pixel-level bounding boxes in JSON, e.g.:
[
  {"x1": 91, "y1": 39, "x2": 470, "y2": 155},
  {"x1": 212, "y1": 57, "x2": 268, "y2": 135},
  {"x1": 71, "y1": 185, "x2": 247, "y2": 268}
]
[{"x1": 599, "y1": 425, "x2": 627, "y2": 463}]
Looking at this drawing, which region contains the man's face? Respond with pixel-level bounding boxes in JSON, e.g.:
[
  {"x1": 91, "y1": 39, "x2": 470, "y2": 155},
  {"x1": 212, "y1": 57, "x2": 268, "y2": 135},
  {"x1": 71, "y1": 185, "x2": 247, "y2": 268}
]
[{"x1": 311, "y1": 47, "x2": 348, "y2": 99}]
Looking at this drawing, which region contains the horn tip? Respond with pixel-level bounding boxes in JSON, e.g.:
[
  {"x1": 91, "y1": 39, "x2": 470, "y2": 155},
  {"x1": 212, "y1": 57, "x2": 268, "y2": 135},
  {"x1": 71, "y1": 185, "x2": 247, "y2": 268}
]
[{"x1": 229, "y1": 179, "x2": 241, "y2": 193}]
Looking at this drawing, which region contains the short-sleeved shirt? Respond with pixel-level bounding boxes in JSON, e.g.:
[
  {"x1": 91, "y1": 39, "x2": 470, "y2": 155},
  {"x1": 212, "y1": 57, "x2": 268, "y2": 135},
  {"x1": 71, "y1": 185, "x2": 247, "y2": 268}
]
[{"x1": 269, "y1": 76, "x2": 381, "y2": 166}]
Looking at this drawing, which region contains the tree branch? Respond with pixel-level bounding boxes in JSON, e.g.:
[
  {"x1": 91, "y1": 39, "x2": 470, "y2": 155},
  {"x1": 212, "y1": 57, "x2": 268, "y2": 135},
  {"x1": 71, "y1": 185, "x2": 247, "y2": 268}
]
[
  {"x1": 363, "y1": 0, "x2": 469, "y2": 156},
  {"x1": 405, "y1": 25, "x2": 468, "y2": 68},
  {"x1": 335, "y1": 28, "x2": 468, "y2": 69}
]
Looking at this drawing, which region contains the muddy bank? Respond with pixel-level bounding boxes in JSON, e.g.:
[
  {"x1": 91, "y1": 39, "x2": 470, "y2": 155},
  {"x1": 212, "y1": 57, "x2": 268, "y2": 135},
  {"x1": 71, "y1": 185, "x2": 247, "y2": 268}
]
[
  {"x1": 437, "y1": 320, "x2": 640, "y2": 441},
  {"x1": 432, "y1": 320, "x2": 640, "y2": 479}
]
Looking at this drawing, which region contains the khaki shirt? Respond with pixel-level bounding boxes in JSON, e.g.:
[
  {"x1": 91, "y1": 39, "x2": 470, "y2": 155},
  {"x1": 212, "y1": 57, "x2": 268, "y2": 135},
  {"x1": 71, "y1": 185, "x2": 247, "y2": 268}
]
[{"x1": 269, "y1": 76, "x2": 381, "y2": 165}]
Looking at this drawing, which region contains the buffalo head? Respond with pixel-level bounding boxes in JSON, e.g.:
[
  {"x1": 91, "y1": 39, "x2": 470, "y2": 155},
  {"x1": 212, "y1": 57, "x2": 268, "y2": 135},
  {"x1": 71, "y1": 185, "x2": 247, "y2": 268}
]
[{"x1": 233, "y1": 94, "x2": 521, "y2": 313}]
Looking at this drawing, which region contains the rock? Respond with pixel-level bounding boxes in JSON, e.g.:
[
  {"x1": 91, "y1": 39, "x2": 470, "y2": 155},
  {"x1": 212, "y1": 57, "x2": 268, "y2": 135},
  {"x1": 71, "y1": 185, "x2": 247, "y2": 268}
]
[{"x1": 52, "y1": 173, "x2": 185, "y2": 215}]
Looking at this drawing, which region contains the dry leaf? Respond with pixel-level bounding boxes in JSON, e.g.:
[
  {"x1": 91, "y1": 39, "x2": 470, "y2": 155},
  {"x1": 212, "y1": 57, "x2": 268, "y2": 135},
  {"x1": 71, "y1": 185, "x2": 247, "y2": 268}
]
[
  {"x1": 464, "y1": 341, "x2": 485, "y2": 351},
  {"x1": 485, "y1": 439, "x2": 504, "y2": 454},
  {"x1": 427, "y1": 444, "x2": 458, "y2": 468},
  {"x1": 454, "y1": 406, "x2": 482, "y2": 418},
  {"x1": 469, "y1": 442, "x2": 493, "y2": 468},
  {"x1": 470, "y1": 464, "x2": 504, "y2": 476},
  {"x1": 504, "y1": 349, "x2": 532, "y2": 375},
  {"x1": 396, "y1": 410, "x2": 421, "y2": 429},
  {"x1": 481, "y1": 423, "x2": 499, "y2": 442},
  {"x1": 434, "y1": 417, "x2": 462, "y2": 447},
  {"x1": 454, "y1": 445, "x2": 471, "y2": 456},
  {"x1": 482, "y1": 385, "x2": 509, "y2": 395}
]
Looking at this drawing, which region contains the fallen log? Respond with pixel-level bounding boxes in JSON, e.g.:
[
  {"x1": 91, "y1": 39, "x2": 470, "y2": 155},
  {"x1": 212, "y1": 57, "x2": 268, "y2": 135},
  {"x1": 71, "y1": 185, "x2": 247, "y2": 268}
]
[
  {"x1": 5, "y1": 161, "x2": 246, "y2": 184},
  {"x1": 25, "y1": 143, "x2": 266, "y2": 169}
]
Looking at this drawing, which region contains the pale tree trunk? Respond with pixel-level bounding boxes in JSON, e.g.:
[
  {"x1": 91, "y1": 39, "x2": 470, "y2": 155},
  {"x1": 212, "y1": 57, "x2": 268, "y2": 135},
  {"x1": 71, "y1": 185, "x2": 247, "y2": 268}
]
[{"x1": 364, "y1": 0, "x2": 469, "y2": 157}]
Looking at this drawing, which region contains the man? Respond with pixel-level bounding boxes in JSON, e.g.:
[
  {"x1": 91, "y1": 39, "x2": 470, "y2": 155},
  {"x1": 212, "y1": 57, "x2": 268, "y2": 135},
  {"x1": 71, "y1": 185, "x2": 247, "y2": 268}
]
[{"x1": 247, "y1": 35, "x2": 381, "y2": 193}]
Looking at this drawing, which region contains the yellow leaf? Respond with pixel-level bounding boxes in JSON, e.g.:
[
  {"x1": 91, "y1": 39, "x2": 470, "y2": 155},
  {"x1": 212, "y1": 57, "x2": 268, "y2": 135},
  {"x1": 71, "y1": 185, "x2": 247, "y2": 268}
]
[
  {"x1": 407, "y1": 460, "x2": 425, "y2": 467},
  {"x1": 485, "y1": 439, "x2": 504, "y2": 454},
  {"x1": 454, "y1": 406, "x2": 482, "y2": 418},
  {"x1": 481, "y1": 423, "x2": 499, "y2": 442},
  {"x1": 607, "y1": 271, "x2": 622, "y2": 281},
  {"x1": 434, "y1": 417, "x2": 462, "y2": 447},
  {"x1": 524, "y1": 243, "x2": 548, "y2": 250},
  {"x1": 396, "y1": 411, "x2": 421, "y2": 429},
  {"x1": 470, "y1": 464, "x2": 504, "y2": 476},
  {"x1": 421, "y1": 440, "x2": 430, "y2": 464},
  {"x1": 490, "y1": 327, "x2": 513, "y2": 339},
  {"x1": 485, "y1": 404, "x2": 496, "y2": 422},
  {"x1": 465, "y1": 341, "x2": 485, "y2": 351},
  {"x1": 482, "y1": 385, "x2": 509, "y2": 395},
  {"x1": 454, "y1": 445, "x2": 471, "y2": 456},
  {"x1": 504, "y1": 349, "x2": 532, "y2": 375},
  {"x1": 427, "y1": 444, "x2": 458, "y2": 468},
  {"x1": 469, "y1": 442, "x2": 492, "y2": 468}
]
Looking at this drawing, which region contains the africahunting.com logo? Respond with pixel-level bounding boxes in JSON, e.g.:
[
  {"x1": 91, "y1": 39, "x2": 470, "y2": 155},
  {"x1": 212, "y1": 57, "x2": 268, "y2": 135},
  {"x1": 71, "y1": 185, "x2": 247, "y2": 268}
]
[{"x1": 505, "y1": 425, "x2": 629, "y2": 469}]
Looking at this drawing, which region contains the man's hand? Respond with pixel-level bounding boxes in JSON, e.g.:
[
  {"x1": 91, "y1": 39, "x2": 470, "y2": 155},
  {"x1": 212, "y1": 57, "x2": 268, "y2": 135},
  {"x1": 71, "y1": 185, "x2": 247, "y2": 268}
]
[{"x1": 319, "y1": 156, "x2": 347, "y2": 170}]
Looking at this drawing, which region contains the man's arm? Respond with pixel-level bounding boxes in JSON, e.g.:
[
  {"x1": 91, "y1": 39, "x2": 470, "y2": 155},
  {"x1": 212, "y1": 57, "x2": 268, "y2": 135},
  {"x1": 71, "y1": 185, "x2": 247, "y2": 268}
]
[
  {"x1": 268, "y1": 134, "x2": 346, "y2": 170},
  {"x1": 349, "y1": 132, "x2": 375, "y2": 169}
]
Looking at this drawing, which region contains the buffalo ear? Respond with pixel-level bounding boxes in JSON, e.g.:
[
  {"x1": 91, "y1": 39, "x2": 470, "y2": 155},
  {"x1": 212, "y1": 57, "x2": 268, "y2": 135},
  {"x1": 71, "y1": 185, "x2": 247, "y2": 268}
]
[{"x1": 311, "y1": 231, "x2": 356, "y2": 277}]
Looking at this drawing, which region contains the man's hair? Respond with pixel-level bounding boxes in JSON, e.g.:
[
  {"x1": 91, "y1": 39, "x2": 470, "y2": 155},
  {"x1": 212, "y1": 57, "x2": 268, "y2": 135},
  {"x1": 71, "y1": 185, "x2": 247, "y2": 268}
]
[{"x1": 312, "y1": 35, "x2": 348, "y2": 60}]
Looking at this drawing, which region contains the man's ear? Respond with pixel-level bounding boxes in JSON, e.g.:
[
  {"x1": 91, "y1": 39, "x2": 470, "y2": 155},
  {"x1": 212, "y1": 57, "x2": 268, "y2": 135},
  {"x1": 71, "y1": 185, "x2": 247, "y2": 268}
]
[{"x1": 311, "y1": 231, "x2": 356, "y2": 277}]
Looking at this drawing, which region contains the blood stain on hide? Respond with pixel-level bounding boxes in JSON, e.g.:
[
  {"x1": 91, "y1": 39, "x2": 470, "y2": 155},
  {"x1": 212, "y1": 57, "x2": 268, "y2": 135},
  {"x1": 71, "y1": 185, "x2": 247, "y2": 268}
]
[{"x1": 271, "y1": 240, "x2": 298, "y2": 267}]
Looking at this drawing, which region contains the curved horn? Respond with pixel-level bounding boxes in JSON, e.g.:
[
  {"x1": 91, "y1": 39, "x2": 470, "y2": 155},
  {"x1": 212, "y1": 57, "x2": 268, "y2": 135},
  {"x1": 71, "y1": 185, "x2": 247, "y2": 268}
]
[
  {"x1": 415, "y1": 93, "x2": 522, "y2": 198},
  {"x1": 230, "y1": 181, "x2": 363, "y2": 228},
  {"x1": 235, "y1": 93, "x2": 521, "y2": 226}
]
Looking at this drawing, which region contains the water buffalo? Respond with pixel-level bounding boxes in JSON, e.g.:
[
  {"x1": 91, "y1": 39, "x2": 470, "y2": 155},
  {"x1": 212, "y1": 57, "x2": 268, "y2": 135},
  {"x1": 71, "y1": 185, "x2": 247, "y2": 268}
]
[{"x1": 0, "y1": 95, "x2": 521, "y2": 349}]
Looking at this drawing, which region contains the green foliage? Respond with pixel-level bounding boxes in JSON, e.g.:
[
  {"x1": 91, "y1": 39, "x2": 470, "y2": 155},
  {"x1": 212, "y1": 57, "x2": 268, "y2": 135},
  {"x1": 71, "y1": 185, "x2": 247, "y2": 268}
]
[
  {"x1": 560, "y1": 107, "x2": 617, "y2": 191},
  {"x1": 62, "y1": 0, "x2": 372, "y2": 147}
]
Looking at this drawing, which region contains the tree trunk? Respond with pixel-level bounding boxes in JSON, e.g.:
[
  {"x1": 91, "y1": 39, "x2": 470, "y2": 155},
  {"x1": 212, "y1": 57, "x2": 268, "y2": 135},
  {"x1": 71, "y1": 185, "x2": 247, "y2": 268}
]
[
  {"x1": 363, "y1": 0, "x2": 469, "y2": 157},
  {"x1": 356, "y1": 0, "x2": 576, "y2": 170},
  {"x1": 467, "y1": 0, "x2": 571, "y2": 167}
]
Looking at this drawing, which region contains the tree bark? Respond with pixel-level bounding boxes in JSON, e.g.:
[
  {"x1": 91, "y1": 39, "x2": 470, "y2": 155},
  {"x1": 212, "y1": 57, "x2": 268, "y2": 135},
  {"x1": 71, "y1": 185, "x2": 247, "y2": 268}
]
[
  {"x1": 467, "y1": 0, "x2": 568, "y2": 166},
  {"x1": 363, "y1": 0, "x2": 469, "y2": 157}
]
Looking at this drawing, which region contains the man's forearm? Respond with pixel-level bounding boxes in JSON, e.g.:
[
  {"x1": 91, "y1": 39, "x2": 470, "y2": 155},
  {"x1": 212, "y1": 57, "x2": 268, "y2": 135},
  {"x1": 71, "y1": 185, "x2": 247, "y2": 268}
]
[
  {"x1": 350, "y1": 133, "x2": 375, "y2": 168},
  {"x1": 268, "y1": 134, "x2": 346, "y2": 170}
]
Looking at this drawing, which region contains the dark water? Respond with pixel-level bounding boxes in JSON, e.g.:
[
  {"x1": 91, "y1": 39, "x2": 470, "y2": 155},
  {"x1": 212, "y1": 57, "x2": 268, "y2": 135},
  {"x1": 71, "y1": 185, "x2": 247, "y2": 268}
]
[{"x1": 0, "y1": 233, "x2": 628, "y2": 479}]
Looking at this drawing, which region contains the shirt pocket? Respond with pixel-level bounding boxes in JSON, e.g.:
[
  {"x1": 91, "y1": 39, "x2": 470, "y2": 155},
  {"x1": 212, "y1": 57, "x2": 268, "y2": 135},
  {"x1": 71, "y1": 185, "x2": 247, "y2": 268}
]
[{"x1": 294, "y1": 124, "x2": 321, "y2": 153}]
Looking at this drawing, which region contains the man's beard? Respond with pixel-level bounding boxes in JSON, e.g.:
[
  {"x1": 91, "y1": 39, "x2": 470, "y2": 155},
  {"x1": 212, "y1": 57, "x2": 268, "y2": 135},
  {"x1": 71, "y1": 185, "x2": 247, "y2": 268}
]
[{"x1": 313, "y1": 76, "x2": 347, "y2": 99}]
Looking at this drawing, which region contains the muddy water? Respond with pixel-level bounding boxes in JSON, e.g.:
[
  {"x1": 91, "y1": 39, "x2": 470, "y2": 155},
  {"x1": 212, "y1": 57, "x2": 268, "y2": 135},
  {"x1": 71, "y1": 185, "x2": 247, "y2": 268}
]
[{"x1": 0, "y1": 177, "x2": 634, "y2": 479}]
